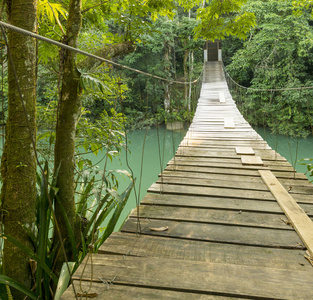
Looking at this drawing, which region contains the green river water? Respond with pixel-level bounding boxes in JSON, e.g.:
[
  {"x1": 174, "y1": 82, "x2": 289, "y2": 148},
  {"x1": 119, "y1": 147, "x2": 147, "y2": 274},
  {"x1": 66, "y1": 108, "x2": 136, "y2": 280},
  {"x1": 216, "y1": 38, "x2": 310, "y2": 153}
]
[{"x1": 86, "y1": 125, "x2": 313, "y2": 229}]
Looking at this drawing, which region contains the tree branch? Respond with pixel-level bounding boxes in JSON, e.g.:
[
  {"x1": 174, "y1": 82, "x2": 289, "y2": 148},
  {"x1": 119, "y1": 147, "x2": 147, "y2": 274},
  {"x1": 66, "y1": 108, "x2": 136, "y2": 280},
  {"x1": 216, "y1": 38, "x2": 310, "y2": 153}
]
[
  {"x1": 78, "y1": 41, "x2": 135, "y2": 71},
  {"x1": 81, "y1": 1, "x2": 108, "y2": 14}
]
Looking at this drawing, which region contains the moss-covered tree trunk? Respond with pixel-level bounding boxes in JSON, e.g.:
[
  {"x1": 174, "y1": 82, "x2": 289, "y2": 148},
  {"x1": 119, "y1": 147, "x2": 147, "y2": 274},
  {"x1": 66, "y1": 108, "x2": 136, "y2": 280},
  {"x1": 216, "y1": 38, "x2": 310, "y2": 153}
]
[
  {"x1": 0, "y1": 0, "x2": 37, "y2": 296},
  {"x1": 53, "y1": 0, "x2": 82, "y2": 270}
]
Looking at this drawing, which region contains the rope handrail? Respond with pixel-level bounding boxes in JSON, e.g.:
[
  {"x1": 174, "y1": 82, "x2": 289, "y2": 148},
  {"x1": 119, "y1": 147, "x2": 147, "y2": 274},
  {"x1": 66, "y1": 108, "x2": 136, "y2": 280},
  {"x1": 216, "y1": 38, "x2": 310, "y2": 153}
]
[
  {"x1": 0, "y1": 21, "x2": 203, "y2": 85},
  {"x1": 222, "y1": 61, "x2": 313, "y2": 92}
]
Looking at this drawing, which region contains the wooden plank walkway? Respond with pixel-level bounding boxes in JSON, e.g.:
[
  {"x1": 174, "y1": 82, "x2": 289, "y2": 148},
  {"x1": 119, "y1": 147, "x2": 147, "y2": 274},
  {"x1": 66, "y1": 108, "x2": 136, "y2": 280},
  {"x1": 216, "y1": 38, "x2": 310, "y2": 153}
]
[{"x1": 62, "y1": 62, "x2": 313, "y2": 299}]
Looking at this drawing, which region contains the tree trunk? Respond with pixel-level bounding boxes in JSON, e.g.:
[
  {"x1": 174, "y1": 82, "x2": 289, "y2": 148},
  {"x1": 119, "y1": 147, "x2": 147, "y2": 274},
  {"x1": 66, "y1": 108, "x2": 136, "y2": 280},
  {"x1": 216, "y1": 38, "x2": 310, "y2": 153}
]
[
  {"x1": 1, "y1": 0, "x2": 37, "y2": 296},
  {"x1": 78, "y1": 41, "x2": 135, "y2": 71},
  {"x1": 53, "y1": 0, "x2": 82, "y2": 271}
]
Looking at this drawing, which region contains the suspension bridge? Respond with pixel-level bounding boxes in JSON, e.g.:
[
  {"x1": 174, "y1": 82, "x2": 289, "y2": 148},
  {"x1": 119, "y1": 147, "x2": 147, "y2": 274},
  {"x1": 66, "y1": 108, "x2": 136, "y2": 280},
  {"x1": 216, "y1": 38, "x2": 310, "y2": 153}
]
[{"x1": 62, "y1": 61, "x2": 313, "y2": 299}]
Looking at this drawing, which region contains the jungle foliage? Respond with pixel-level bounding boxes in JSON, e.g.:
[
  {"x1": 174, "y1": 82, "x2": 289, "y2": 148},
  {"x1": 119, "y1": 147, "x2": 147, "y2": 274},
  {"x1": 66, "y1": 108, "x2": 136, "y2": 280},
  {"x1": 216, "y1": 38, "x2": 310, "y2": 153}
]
[{"x1": 223, "y1": 0, "x2": 313, "y2": 137}]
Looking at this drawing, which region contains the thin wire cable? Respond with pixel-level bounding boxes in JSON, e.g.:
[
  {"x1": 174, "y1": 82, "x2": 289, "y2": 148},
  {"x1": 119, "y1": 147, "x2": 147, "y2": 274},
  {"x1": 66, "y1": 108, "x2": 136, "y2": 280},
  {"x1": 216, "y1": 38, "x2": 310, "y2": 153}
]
[
  {"x1": 0, "y1": 21, "x2": 202, "y2": 86},
  {"x1": 116, "y1": 78, "x2": 141, "y2": 234}
]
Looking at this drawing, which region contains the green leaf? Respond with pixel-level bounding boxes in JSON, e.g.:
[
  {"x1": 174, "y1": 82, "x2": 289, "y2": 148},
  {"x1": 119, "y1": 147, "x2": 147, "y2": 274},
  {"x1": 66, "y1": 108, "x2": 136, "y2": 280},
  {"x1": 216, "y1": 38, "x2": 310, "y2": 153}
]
[
  {"x1": 0, "y1": 276, "x2": 36, "y2": 299},
  {"x1": 79, "y1": 73, "x2": 112, "y2": 95},
  {"x1": 95, "y1": 181, "x2": 134, "y2": 249},
  {"x1": 54, "y1": 262, "x2": 76, "y2": 300}
]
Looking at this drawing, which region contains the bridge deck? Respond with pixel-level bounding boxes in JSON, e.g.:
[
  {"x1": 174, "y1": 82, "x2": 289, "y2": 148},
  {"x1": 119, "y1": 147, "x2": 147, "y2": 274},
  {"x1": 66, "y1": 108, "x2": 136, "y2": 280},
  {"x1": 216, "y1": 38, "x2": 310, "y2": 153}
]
[{"x1": 62, "y1": 62, "x2": 313, "y2": 299}]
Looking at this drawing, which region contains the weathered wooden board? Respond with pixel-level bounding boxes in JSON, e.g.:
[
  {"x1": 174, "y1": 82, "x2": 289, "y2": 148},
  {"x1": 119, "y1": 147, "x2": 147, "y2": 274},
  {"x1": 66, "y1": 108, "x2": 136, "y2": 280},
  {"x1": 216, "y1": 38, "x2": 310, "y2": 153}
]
[
  {"x1": 241, "y1": 155, "x2": 264, "y2": 166},
  {"x1": 224, "y1": 117, "x2": 235, "y2": 128},
  {"x1": 148, "y1": 183, "x2": 275, "y2": 201},
  {"x1": 260, "y1": 170, "x2": 313, "y2": 257},
  {"x1": 180, "y1": 139, "x2": 270, "y2": 147},
  {"x1": 236, "y1": 147, "x2": 255, "y2": 155},
  {"x1": 122, "y1": 218, "x2": 304, "y2": 249},
  {"x1": 99, "y1": 232, "x2": 309, "y2": 270},
  {"x1": 156, "y1": 173, "x2": 313, "y2": 195},
  {"x1": 160, "y1": 170, "x2": 312, "y2": 189},
  {"x1": 131, "y1": 205, "x2": 291, "y2": 230},
  {"x1": 169, "y1": 156, "x2": 291, "y2": 167},
  {"x1": 72, "y1": 254, "x2": 313, "y2": 299},
  {"x1": 141, "y1": 193, "x2": 313, "y2": 216},
  {"x1": 165, "y1": 164, "x2": 307, "y2": 180},
  {"x1": 220, "y1": 92, "x2": 225, "y2": 102},
  {"x1": 157, "y1": 176, "x2": 269, "y2": 191},
  {"x1": 168, "y1": 159, "x2": 294, "y2": 172},
  {"x1": 61, "y1": 281, "x2": 240, "y2": 300},
  {"x1": 176, "y1": 148, "x2": 286, "y2": 161}
]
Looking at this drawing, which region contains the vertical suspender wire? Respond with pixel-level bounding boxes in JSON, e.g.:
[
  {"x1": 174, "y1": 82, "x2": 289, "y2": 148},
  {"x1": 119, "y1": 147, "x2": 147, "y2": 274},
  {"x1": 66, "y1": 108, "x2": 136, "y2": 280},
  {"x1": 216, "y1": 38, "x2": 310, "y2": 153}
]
[
  {"x1": 306, "y1": 89, "x2": 313, "y2": 135},
  {"x1": 262, "y1": 91, "x2": 267, "y2": 143},
  {"x1": 155, "y1": 81, "x2": 164, "y2": 195},
  {"x1": 116, "y1": 75, "x2": 141, "y2": 235},
  {"x1": 273, "y1": 90, "x2": 279, "y2": 160},
  {"x1": 0, "y1": 24, "x2": 78, "y2": 300},
  {"x1": 293, "y1": 88, "x2": 302, "y2": 179},
  {"x1": 270, "y1": 89, "x2": 279, "y2": 159},
  {"x1": 136, "y1": 78, "x2": 153, "y2": 233}
]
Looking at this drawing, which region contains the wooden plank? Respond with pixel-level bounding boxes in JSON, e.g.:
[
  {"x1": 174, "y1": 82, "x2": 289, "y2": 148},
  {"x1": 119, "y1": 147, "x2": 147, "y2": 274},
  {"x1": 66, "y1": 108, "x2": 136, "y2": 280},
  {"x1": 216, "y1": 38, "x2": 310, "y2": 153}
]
[
  {"x1": 180, "y1": 138, "x2": 269, "y2": 145},
  {"x1": 161, "y1": 169, "x2": 311, "y2": 188},
  {"x1": 173, "y1": 158, "x2": 291, "y2": 169},
  {"x1": 153, "y1": 180, "x2": 313, "y2": 203},
  {"x1": 99, "y1": 232, "x2": 309, "y2": 270},
  {"x1": 168, "y1": 159, "x2": 295, "y2": 172},
  {"x1": 259, "y1": 170, "x2": 313, "y2": 257},
  {"x1": 141, "y1": 193, "x2": 313, "y2": 216},
  {"x1": 219, "y1": 91, "x2": 226, "y2": 102},
  {"x1": 176, "y1": 149, "x2": 286, "y2": 162},
  {"x1": 224, "y1": 117, "x2": 235, "y2": 129},
  {"x1": 241, "y1": 155, "x2": 264, "y2": 166},
  {"x1": 156, "y1": 175, "x2": 269, "y2": 191},
  {"x1": 148, "y1": 183, "x2": 275, "y2": 201},
  {"x1": 62, "y1": 281, "x2": 239, "y2": 300},
  {"x1": 160, "y1": 170, "x2": 265, "y2": 183},
  {"x1": 165, "y1": 165, "x2": 308, "y2": 181},
  {"x1": 72, "y1": 254, "x2": 313, "y2": 299},
  {"x1": 122, "y1": 219, "x2": 304, "y2": 249},
  {"x1": 236, "y1": 147, "x2": 255, "y2": 155},
  {"x1": 131, "y1": 205, "x2": 291, "y2": 230}
]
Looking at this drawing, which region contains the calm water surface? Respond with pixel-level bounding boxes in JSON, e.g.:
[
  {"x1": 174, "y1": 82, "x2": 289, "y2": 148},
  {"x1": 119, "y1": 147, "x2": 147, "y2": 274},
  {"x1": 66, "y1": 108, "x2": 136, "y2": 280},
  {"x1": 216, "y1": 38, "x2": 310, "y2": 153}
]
[{"x1": 256, "y1": 127, "x2": 313, "y2": 178}]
